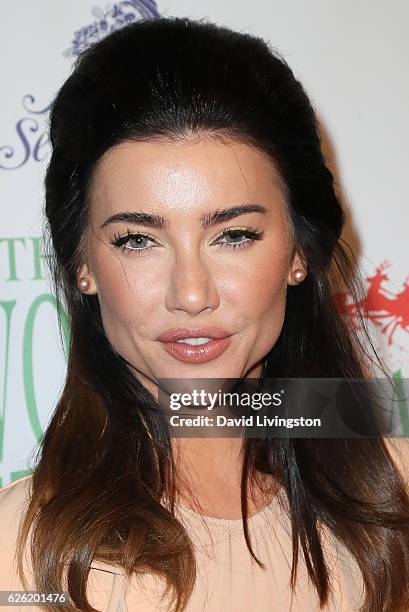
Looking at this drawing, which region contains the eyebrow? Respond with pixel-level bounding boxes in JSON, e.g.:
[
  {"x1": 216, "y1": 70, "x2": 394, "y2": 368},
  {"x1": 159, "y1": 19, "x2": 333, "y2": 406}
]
[{"x1": 100, "y1": 204, "x2": 268, "y2": 230}]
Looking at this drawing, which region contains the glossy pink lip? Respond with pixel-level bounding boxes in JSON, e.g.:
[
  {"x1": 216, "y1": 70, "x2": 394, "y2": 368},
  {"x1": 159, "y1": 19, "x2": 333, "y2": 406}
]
[
  {"x1": 157, "y1": 327, "x2": 231, "y2": 343},
  {"x1": 157, "y1": 327, "x2": 233, "y2": 364}
]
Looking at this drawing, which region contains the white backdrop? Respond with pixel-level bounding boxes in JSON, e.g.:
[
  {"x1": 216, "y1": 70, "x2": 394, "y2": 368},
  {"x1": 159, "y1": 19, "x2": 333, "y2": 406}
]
[{"x1": 1, "y1": 0, "x2": 408, "y2": 486}]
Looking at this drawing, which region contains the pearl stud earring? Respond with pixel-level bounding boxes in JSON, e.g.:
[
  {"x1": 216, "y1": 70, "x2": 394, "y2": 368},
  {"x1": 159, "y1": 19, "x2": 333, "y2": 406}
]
[
  {"x1": 78, "y1": 277, "x2": 90, "y2": 291},
  {"x1": 293, "y1": 269, "x2": 306, "y2": 284}
]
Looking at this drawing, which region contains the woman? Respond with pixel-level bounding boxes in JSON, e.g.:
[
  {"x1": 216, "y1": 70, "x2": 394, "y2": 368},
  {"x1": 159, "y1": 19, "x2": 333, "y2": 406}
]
[{"x1": 1, "y1": 16, "x2": 409, "y2": 612}]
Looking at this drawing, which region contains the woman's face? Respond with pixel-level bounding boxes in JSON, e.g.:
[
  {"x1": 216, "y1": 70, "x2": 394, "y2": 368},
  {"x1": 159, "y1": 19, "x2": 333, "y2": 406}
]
[{"x1": 79, "y1": 136, "x2": 305, "y2": 394}]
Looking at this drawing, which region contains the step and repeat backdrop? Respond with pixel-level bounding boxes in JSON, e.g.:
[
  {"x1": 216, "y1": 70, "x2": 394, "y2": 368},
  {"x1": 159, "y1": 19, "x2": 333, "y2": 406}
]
[{"x1": 1, "y1": 1, "x2": 408, "y2": 486}]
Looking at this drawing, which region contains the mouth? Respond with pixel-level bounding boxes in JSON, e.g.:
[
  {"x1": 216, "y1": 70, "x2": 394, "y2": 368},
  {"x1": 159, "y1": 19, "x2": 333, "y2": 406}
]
[{"x1": 157, "y1": 327, "x2": 232, "y2": 364}]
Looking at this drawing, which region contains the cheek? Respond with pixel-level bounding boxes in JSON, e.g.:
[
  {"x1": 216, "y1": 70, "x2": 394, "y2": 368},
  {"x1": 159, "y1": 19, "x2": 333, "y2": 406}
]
[
  {"x1": 228, "y1": 245, "x2": 289, "y2": 360},
  {"x1": 250, "y1": 277, "x2": 287, "y2": 360},
  {"x1": 250, "y1": 276, "x2": 287, "y2": 340},
  {"x1": 91, "y1": 252, "x2": 160, "y2": 328},
  {"x1": 223, "y1": 244, "x2": 289, "y2": 320}
]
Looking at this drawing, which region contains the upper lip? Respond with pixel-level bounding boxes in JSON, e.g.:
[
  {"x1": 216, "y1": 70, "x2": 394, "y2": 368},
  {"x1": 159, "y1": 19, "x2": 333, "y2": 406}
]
[{"x1": 157, "y1": 327, "x2": 231, "y2": 342}]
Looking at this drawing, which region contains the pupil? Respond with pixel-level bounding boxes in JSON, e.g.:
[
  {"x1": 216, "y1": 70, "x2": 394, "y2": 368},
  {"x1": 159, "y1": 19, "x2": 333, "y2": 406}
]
[{"x1": 227, "y1": 231, "x2": 242, "y2": 242}]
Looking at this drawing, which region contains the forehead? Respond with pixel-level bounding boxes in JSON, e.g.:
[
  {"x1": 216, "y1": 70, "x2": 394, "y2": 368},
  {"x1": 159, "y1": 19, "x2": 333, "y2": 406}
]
[{"x1": 89, "y1": 136, "x2": 287, "y2": 219}]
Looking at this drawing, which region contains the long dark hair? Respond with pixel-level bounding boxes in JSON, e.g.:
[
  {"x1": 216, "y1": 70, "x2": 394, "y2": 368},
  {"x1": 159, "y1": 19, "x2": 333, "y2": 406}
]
[{"x1": 16, "y1": 16, "x2": 409, "y2": 611}]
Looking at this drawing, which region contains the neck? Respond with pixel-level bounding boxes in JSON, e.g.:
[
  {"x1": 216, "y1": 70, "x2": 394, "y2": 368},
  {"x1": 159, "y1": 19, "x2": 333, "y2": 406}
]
[{"x1": 170, "y1": 436, "x2": 278, "y2": 519}]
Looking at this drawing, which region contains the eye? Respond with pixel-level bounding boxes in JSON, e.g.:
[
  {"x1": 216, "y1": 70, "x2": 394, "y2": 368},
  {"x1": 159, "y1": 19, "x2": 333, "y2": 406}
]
[
  {"x1": 212, "y1": 227, "x2": 264, "y2": 250},
  {"x1": 109, "y1": 229, "x2": 158, "y2": 256}
]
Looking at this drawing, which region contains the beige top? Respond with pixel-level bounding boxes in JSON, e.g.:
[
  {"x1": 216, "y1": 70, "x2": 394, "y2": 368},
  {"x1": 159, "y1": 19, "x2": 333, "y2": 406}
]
[{"x1": 1, "y1": 438, "x2": 408, "y2": 612}]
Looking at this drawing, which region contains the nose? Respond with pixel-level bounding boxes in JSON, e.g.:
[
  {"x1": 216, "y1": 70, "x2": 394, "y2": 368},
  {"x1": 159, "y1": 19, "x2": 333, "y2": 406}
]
[{"x1": 165, "y1": 250, "x2": 220, "y2": 316}]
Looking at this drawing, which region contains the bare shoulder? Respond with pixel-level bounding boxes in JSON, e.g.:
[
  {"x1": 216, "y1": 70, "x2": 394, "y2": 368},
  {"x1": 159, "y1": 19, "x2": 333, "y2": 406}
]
[
  {"x1": 383, "y1": 437, "x2": 409, "y2": 485},
  {"x1": 0, "y1": 475, "x2": 121, "y2": 608},
  {"x1": 0, "y1": 474, "x2": 33, "y2": 591},
  {"x1": 0, "y1": 474, "x2": 33, "y2": 522}
]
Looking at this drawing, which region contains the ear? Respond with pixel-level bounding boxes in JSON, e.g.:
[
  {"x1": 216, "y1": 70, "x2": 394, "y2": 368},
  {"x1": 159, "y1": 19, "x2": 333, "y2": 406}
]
[
  {"x1": 287, "y1": 251, "x2": 308, "y2": 286},
  {"x1": 76, "y1": 263, "x2": 98, "y2": 295}
]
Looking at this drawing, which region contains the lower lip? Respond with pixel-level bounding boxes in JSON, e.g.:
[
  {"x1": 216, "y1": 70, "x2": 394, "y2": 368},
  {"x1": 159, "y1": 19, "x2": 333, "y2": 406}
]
[{"x1": 160, "y1": 337, "x2": 232, "y2": 363}]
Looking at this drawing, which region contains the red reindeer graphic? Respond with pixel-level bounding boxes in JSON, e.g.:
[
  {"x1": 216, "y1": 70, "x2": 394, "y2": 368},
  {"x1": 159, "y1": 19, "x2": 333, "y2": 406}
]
[{"x1": 334, "y1": 261, "x2": 409, "y2": 346}]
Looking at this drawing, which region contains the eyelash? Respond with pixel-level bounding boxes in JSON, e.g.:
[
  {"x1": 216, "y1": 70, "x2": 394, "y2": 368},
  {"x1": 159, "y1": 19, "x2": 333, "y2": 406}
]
[{"x1": 108, "y1": 226, "x2": 264, "y2": 256}]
